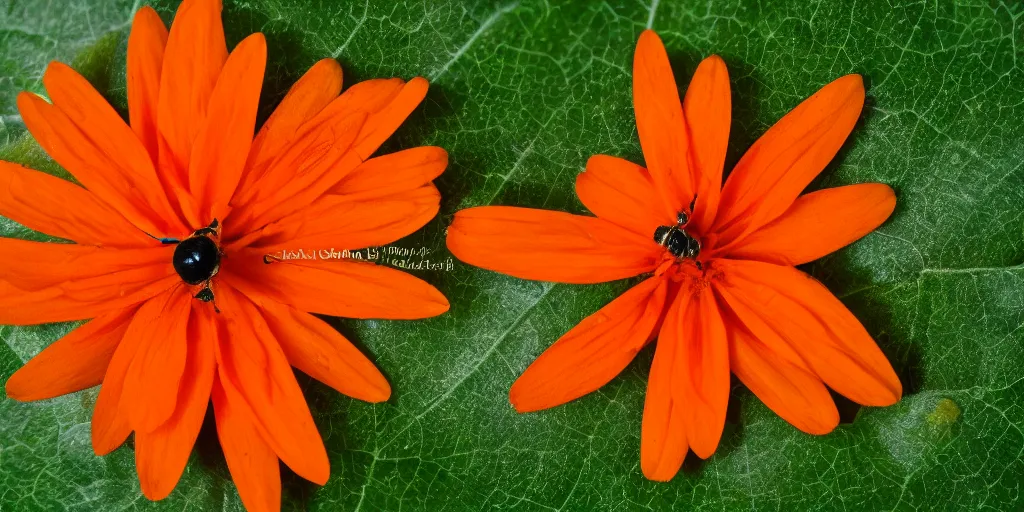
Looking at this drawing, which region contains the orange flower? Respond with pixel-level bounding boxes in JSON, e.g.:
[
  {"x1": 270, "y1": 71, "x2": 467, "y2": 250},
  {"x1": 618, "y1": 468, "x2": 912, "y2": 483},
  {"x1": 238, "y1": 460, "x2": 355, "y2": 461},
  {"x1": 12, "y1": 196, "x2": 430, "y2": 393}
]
[
  {"x1": 2, "y1": 0, "x2": 448, "y2": 509},
  {"x1": 445, "y1": 29, "x2": 900, "y2": 481}
]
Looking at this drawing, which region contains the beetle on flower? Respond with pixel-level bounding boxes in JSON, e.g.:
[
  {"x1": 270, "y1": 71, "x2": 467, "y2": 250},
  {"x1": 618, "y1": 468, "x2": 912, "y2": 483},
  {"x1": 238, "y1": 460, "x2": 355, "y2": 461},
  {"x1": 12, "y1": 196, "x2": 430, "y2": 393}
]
[{"x1": 446, "y1": 29, "x2": 901, "y2": 481}]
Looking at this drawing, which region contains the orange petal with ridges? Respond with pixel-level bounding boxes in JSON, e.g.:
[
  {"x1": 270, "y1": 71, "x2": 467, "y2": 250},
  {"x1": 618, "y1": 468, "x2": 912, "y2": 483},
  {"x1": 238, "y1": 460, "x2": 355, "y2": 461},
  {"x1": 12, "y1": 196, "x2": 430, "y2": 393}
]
[
  {"x1": 0, "y1": 271, "x2": 178, "y2": 326},
  {"x1": 511, "y1": 275, "x2": 668, "y2": 413},
  {"x1": 92, "y1": 304, "x2": 152, "y2": 455},
  {"x1": 0, "y1": 238, "x2": 172, "y2": 290},
  {"x1": 674, "y1": 285, "x2": 730, "y2": 459},
  {"x1": 17, "y1": 92, "x2": 179, "y2": 237},
  {"x1": 214, "y1": 286, "x2": 329, "y2": 485},
  {"x1": 633, "y1": 29, "x2": 694, "y2": 220},
  {"x1": 119, "y1": 285, "x2": 192, "y2": 433},
  {"x1": 713, "y1": 74, "x2": 865, "y2": 245},
  {"x1": 249, "y1": 184, "x2": 440, "y2": 252},
  {"x1": 721, "y1": 303, "x2": 839, "y2": 435},
  {"x1": 223, "y1": 253, "x2": 449, "y2": 320},
  {"x1": 350, "y1": 77, "x2": 429, "y2": 159},
  {"x1": 0, "y1": 161, "x2": 152, "y2": 247},
  {"x1": 6, "y1": 307, "x2": 136, "y2": 401},
  {"x1": 135, "y1": 303, "x2": 216, "y2": 500},
  {"x1": 329, "y1": 146, "x2": 447, "y2": 200},
  {"x1": 723, "y1": 183, "x2": 896, "y2": 265},
  {"x1": 446, "y1": 206, "x2": 662, "y2": 284},
  {"x1": 42, "y1": 61, "x2": 184, "y2": 233},
  {"x1": 239, "y1": 58, "x2": 343, "y2": 197},
  {"x1": 640, "y1": 291, "x2": 689, "y2": 481},
  {"x1": 232, "y1": 77, "x2": 402, "y2": 207},
  {"x1": 575, "y1": 154, "x2": 669, "y2": 237},
  {"x1": 261, "y1": 301, "x2": 391, "y2": 402},
  {"x1": 224, "y1": 114, "x2": 366, "y2": 238},
  {"x1": 716, "y1": 259, "x2": 902, "y2": 406},
  {"x1": 683, "y1": 55, "x2": 731, "y2": 235},
  {"x1": 212, "y1": 376, "x2": 281, "y2": 512},
  {"x1": 189, "y1": 32, "x2": 266, "y2": 222},
  {"x1": 127, "y1": 6, "x2": 168, "y2": 161},
  {"x1": 157, "y1": 0, "x2": 228, "y2": 185}
]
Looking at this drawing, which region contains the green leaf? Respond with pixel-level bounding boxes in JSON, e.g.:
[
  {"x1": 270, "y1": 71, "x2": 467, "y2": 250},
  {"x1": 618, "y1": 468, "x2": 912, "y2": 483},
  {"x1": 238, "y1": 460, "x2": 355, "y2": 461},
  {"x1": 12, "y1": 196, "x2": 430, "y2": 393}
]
[{"x1": 2, "y1": 0, "x2": 1023, "y2": 509}]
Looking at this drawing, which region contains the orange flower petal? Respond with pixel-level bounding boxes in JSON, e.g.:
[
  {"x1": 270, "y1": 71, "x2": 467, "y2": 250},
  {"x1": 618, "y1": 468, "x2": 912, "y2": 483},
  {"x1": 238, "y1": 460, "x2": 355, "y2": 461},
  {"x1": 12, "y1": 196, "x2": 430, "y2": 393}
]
[
  {"x1": 640, "y1": 290, "x2": 688, "y2": 482},
  {"x1": 229, "y1": 77, "x2": 427, "y2": 236},
  {"x1": 721, "y1": 303, "x2": 839, "y2": 435},
  {"x1": 575, "y1": 154, "x2": 669, "y2": 237},
  {"x1": 510, "y1": 275, "x2": 668, "y2": 413},
  {"x1": 716, "y1": 259, "x2": 902, "y2": 406},
  {"x1": 682, "y1": 55, "x2": 731, "y2": 235},
  {"x1": 127, "y1": 6, "x2": 169, "y2": 161},
  {"x1": 212, "y1": 376, "x2": 281, "y2": 512},
  {"x1": 230, "y1": 77, "x2": 402, "y2": 208},
  {"x1": 41, "y1": 62, "x2": 185, "y2": 235},
  {"x1": 672, "y1": 284, "x2": 730, "y2": 459},
  {"x1": 0, "y1": 239, "x2": 176, "y2": 322},
  {"x1": 349, "y1": 77, "x2": 429, "y2": 159},
  {"x1": 5, "y1": 307, "x2": 136, "y2": 401},
  {"x1": 239, "y1": 58, "x2": 344, "y2": 196},
  {"x1": 135, "y1": 304, "x2": 216, "y2": 500},
  {"x1": 0, "y1": 161, "x2": 153, "y2": 247},
  {"x1": 248, "y1": 184, "x2": 440, "y2": 252},
  {"x1": 157, "y1": 0, "x2": 228, "y2": 185},
  {"x1": 713, "y1": 75, "x2": 865, "y2": 245},
  {"x1": 119, "y1": 285, "x2": 192, "y2": 433},
  {"x1": 0, "y1": 238, "x2": 172, "y2": 290},
  {"x1": 223, "y1": 253, "x2": 449, "y2": 320},
  {"x1": 189, "y1": 33, "x2": 266, "y2": 222},
  {"x1": 214, "y1": 286, "x2": 329, "y2": 485},
  {"x1": 17, "y1": 92, "x2": 180, "y2": 237},
  {"x1": 329, "y1": 146, "x2": 448, "y2": 200},
  {"x1": 633, "y1": 30, "x2": 695, "y2": 220},
  {"x1": 723, "y1": 183, "x2": 896, "y2": 265},
  {"x1": 446, "y1": 206, "x2": 662, "y2": 284},
  {"x1": 224, "y1": 114, "x2": 366, "y2": 238},
  {"x1": 261, "y1": 301, "x2": 391, "y2": 402},
  {"x1": 92, "y1": 304, "x2": 151, "y2": 456}
]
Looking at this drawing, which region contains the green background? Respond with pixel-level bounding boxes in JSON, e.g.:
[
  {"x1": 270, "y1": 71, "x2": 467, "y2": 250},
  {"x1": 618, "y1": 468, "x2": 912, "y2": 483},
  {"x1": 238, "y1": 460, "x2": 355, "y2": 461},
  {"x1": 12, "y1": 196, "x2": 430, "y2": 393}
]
[{"x1": 2, "y1": 0, "x2": 1023, "y2": 509}]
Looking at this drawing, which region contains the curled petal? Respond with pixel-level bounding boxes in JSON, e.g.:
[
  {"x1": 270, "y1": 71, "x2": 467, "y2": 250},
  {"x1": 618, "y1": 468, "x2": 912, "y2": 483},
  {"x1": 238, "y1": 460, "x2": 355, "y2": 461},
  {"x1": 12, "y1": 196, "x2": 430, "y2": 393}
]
[
  {"x1": 722, "y1": 183, "x2": 896, "y2": 265},
  {"x1": 447, "y1": 207, "x2": 662, "y2": 284},
  {"x1": 511, "y1": 275, "x2": 668, "y2": 413}
]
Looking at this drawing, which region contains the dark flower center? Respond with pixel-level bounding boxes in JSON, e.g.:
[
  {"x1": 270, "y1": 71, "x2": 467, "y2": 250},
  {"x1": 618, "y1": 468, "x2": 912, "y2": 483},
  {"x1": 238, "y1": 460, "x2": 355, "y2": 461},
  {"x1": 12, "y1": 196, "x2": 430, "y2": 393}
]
[{"x1": 173, "y1": 236, "x2": 221, "y2": 285}]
